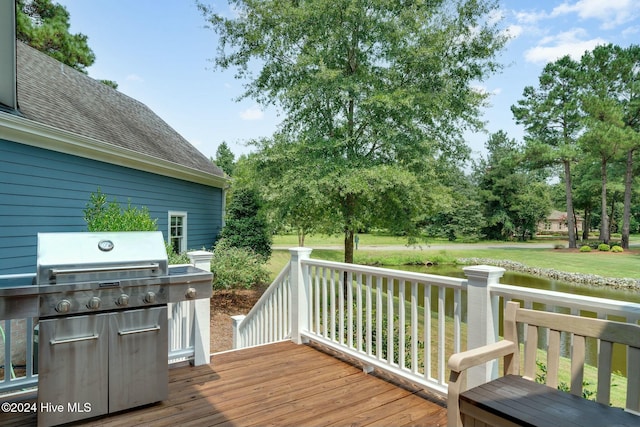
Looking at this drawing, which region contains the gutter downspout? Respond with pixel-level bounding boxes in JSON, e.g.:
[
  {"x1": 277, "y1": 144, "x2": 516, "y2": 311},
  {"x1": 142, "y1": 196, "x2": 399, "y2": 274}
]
[{"x1": 0, "y1": 0, "x2": 18, "y2": 111}]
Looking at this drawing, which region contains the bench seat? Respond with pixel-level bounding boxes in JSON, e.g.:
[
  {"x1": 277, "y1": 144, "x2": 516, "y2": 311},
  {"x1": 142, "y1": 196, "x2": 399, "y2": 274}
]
[{"x1": 447, "y1": 301, "x2": 640, "y2": 427}]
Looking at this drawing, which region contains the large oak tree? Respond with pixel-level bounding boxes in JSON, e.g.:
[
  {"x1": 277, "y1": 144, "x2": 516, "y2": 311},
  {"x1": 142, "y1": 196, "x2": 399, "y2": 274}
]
[{"x1": 201, "y1": 0, "x2": 507, "y2": 262}]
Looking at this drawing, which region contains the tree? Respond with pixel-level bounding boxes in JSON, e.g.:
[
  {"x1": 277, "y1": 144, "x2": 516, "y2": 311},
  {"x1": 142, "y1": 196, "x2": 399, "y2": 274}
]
[
  {"x1": 474, "y1": 131, "x2": 551, "y2": 241},
  {"x1": 16, "y1": 0, "x2": 95, "y2": 73},
  {"x1": 16, "y1": 0, "x2": 117, "y2": 88},
  {"x1": 423, "y1": 170, "x2": 484, "y2": 242},
  {"x1": 214, "y1": 141, "x2": 236, "y2": 176},
  {"x1": 614, "y1": 45, "x2": 640, "y2": 249},
  {"x1": 251, "y1": 135, "x2": 336, "y2": 246},
  {"x1": 218, "y1": 187, "x2": 272, "y2": 259},
  {"x1": 200, "y1": 0, "x2": 508, "y2": 263},
  {"x1": 512, "y1": 56, "x2": 582, "y2": 248},
  {"x1": 579, "y1": 44, "x2": 638, "y2": 245}
]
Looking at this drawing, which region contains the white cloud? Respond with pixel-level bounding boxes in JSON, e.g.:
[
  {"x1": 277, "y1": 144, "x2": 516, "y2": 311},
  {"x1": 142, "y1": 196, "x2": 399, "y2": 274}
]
[
  {"x1": 126, "y1": 74, "x2": 144, "y2": 82},
  {"x1": 239, "y1": 105, "x2": 264, "y2": 121},
  {"x1": 524, "y1": 28, "x2": 607, "y2": 64},
  {"x1": 515, "y1": 10, "x2": 548, "y2": 25},
  {"x1": 471, "y1": 85, "x2": 502, "y2": 97},
  {"x1": 551, "y1": 0, "x2": 637, "y2": 29},
  {"x1": 505, "y1": 24, "x2": 523, "y2": 39},
  {"x1": 622, "y1": 25, "x2": 640, "y2": 37}
]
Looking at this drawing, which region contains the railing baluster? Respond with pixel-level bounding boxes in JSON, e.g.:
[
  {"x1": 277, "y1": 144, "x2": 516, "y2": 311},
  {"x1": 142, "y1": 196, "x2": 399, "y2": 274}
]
[
  {"x1": 330, "y1": 268, "x2": 336, "y2": 342},
  {"x1": 347, "y1": 271, "x2": 353, "y2": 349},
  {"x1": 339, "y1": 270, "x2": 345, "y2": 346},
  {"x1": 322, "y1": 268, "x2": 328, "y2": 338},
  {"x1": 376, "y1": 275, "x2": 383, "y2": 361},
  {"x1": 425, "y1": 283, "x2": 432, "y2": 381},
  {"x1": 411, "y1": 281, "x2": 418, "y2": 374},
  {"x1": 3, "y1": 319, "x2": 10, "y2": 382},
  {"x1": 398, "y1": 279, "x2": 406, "y2": 369},
  {"x1": 454, "y1": 288, "x2": 461, "y2": 354},
  {"x1": 314, "y1": 266, "x2": 321, "y2": 335},
  {"x1": 356, "y1": 273, "x2": 363, "y2": 352},
  {"x1": 438, "y1": 286, "x2": 446, "y2": 384},
  {"x1": 366, "y1": 274, "x2": 373, "y2": 356},
  {"x1": 387, "y1": 276, "x2": 394, "y2": 366}
]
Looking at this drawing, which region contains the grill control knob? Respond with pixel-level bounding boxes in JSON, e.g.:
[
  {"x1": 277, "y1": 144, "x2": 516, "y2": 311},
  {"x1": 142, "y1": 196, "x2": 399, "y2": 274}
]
[
  {"x1": 185, "y1": 287, "x2": 197, "y2": 299},
  {"x1": 87, "y1": 297, "x2": 101, "y2": 310},
  {"x1": 143, "y1": 291, "x2": 156, "y2": 304},
  {"x1": 116, "y1": 294, "x2": 129, "y2": 307},
  {"x1": 55, "y1": 299, "x2": 71, "y2": 313}
]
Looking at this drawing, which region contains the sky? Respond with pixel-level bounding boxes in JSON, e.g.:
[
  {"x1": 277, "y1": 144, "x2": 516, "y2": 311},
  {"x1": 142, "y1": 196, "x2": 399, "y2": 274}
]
[{"x1": 55, "y1": 0, "x2": 640, "y2": 163}]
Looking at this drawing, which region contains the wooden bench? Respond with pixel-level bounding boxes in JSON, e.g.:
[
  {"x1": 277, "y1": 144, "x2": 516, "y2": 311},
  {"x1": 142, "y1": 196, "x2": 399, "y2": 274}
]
[{"x1": 447, "y1": 301, "x2": 640, "y2": 427}]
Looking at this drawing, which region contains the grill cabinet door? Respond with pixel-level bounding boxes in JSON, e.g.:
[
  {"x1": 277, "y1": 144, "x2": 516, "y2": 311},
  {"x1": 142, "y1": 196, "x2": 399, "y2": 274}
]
[
  {"x1": 108, "y1": 306, "x2": 168, "y2": 413},
  {"x1": 37, "y1": 314, "x2": 109, "y2": 427}
]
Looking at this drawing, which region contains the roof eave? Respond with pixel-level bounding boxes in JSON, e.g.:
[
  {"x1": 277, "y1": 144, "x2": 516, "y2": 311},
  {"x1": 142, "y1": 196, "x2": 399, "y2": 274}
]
[{"x1": 0, "y1": 112, "x2": 229, "y2": 189}]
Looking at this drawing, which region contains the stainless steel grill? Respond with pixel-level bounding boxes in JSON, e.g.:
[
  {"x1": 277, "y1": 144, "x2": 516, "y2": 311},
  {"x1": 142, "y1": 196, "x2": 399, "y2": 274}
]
[{"x1": 31, "y1": 231, "x2": 213, "y2": 427}]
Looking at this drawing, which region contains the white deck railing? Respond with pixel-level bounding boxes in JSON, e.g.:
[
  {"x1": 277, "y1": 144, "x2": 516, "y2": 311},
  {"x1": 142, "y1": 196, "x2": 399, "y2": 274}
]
[
  {"x1": 0, "y1": 251, "x2": 212, "y2": 395},
  {"x1": 233, "y1": 247, "x2": 640, "y2": 399},
  {"x1": 301, "y1": 257, "x2": 465, "y2": 395},
  {"x1": 232, "y1": 263, "x2": 291, "y2": 348}
]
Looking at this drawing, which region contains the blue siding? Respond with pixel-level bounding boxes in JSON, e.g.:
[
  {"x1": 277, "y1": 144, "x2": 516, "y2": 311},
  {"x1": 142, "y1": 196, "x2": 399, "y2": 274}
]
[{"x1": 0, "y1": 139, "x2": 223, "y2": 274}]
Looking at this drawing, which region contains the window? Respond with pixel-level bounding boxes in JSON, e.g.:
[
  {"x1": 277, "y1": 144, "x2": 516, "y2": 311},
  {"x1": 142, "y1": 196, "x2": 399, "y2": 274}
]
[{"x1": 168, "y1": 211, "x2": 187, "y2": 253}]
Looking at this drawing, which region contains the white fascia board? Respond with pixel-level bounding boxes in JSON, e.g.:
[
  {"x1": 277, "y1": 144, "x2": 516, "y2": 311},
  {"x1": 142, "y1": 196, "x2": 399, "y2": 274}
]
[{"x1": 0, "y1": 112, "x2": 228, "y2": 189}]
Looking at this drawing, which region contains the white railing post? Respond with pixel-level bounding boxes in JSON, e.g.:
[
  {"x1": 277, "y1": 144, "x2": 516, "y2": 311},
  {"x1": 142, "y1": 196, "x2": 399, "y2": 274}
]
[
  {"x1": 289, "y1": 247, "x2": 313, "y2": 344},
  {"x1": 231, "y1": 315, "x2": 246, "y2": 349},
  {"x1": 463, "y1": 265, "x2": 505, "y2": 388},
  {"x1": 188, "y1": 250, "x2": 213, "y2": 366}
]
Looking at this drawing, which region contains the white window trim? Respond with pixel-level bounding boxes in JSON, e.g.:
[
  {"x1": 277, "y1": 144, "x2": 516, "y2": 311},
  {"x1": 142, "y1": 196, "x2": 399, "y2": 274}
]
[{"x1": 168, "y1": 211, "x2": 188, "y2": 253}]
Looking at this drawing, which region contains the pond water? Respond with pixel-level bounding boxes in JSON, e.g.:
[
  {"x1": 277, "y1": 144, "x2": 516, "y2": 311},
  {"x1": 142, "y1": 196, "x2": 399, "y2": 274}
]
[
  {"x1": 402, "y1": 264, "x2": 640, "y2": 304},
  {"x1": 393, "y1": 264, "x2": 640, "y2": 377}
]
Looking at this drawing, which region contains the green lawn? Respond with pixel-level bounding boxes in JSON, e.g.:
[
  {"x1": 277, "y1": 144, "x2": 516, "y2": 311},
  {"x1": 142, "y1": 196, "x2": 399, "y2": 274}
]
[{"x1": 269, "y1": 234, "x2": 640, "y2": 280}]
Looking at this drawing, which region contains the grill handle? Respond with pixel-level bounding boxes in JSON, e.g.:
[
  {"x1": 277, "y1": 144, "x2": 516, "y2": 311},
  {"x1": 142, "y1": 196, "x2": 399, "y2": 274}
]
[
  {"x1": 50, "y1": 334, "x2": 99, "y2": 345},
  {"x1": 49, "y1": 263, "x2": 161, "y2": 280},
  {"x1": 118, "y1": 326, "x2": 161, "y2": 336}
]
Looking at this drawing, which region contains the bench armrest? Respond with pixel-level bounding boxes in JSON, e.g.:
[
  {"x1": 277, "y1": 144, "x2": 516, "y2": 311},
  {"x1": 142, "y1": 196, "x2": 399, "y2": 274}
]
[
  {"x1": 447, "y1": 340, "x2": 518, "y2": 427},
  {"x1": 448, "y1": 339, "x2": 517, "y2": 373}
]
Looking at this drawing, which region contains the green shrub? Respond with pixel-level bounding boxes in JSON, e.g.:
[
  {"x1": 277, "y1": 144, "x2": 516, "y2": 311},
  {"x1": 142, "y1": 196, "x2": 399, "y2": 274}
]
[
  {"x1": 584, "y1": 240, "x2": 621, "y2": 249},
  {"x1": 211, "y1": 239, "x2": 270, "y2": 290},
  {"x1": 554, "y1": 244, "x2": 565, "y2": 249},
  {"x1": 84, "y1": 189, "x2": 189, "y2": 262},
  {"x1": 166, "y1": 243, "x2": 192, "y2": 264},
  {"x1": 84, "y1": 188, "x2": 157, "y2": 231},
  {"x1": 218, "y1": 188, "x2": 272, "y2": 259},
  {"x1": 611, "y1": 245, "x2": 624, "y2": 253},
  {"x1": 598, "y1": 243, "x2": 611, "y2": 252},
  {"x1": 579, "y1": 245, "x2": 592, "y2": 252}
]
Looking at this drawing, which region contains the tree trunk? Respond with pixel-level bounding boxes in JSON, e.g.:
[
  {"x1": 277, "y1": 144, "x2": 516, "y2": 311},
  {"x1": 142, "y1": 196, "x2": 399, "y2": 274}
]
[
  {"x1": 343, "y1": 193, "x2": 356, "y2": 264},
  {"x1": 344, "y1": 228, "x2": 354, "y2": 264},
  {"x1": 563, "y1": 160, "x2": 577, "y2": 248},
  {"x1": 599, "y1": 157, "x2": 609, "y2": 244},
  {"x1": 582, "y1": 208, "x2": 590, "y2": 241},
  {"x1": 621, "y1": 148, "x2": 634, "y2": 249},
  {"x1": 609, "y1": 194, "x2": 617, "y2": 238},
  {"x1": 297, "y1": 228, "x2": 305, "y2": 247}
]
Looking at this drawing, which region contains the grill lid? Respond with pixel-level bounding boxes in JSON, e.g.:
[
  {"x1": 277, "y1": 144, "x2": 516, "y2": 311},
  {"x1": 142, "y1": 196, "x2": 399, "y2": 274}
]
[{"x1": 37, "y1": 231, "x2": 168, "y2": 285}]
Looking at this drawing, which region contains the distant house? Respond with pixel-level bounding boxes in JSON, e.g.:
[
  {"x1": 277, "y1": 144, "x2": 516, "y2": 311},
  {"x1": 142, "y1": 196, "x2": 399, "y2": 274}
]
[
  {"x1": 0, "y1": 5, "x2": 228, "y2": 274},
  {"x1": 537, "y1": 210, "x2": 584, "y2": 234}
]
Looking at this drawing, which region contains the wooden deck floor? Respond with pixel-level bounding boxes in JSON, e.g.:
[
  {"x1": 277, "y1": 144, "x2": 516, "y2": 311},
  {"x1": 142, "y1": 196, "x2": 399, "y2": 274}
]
[{"x1": 1, "y1": 341, "x2": 447, "y2": 426}]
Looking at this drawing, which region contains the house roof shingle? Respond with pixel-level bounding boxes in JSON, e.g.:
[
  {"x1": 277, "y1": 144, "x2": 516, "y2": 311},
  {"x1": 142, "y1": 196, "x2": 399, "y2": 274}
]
[{"x1": 13, "y1": 41, "x2": 225, "y2": 181}]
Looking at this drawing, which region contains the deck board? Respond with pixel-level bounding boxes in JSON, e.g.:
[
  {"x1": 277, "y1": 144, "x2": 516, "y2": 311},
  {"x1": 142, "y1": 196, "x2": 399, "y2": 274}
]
[{"x1": 0, "y1": 341, "x2": 447, "y2": 426}]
